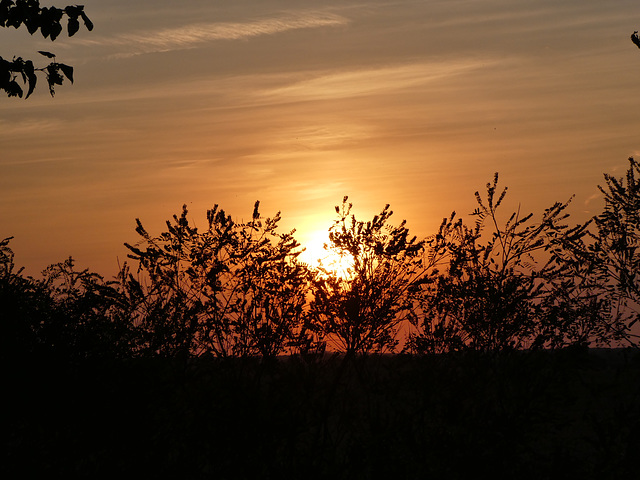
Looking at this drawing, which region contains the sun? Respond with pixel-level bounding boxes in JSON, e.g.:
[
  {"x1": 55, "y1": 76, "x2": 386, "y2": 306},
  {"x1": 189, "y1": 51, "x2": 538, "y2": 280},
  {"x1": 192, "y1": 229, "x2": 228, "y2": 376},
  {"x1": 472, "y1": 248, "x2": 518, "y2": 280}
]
[{"x1": 298, "y1": 229, "x2": 354, "y2": 279}]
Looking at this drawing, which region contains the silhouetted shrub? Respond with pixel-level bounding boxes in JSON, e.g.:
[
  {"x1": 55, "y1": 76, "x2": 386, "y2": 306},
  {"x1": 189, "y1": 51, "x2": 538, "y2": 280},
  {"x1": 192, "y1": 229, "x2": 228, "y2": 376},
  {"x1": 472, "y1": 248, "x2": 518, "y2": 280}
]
[
  {"x1": 1, "y1": 237, "x2": 134, "y2": 360},
  {"x1": 308, "y1": 197, "x2": 430, "y2": 355},
  {"x1": 122, "y1": 201, "x2": 311, "y2": 359},
  {"x1": 4, "y1": 161, "x2": 640, "y2": 360},
  {"x1": 554, "y1": 157, "x2": 640, "y2": 347},
  {"x1": 407, "y1": 174, "x2": 612, "y2": 354}
]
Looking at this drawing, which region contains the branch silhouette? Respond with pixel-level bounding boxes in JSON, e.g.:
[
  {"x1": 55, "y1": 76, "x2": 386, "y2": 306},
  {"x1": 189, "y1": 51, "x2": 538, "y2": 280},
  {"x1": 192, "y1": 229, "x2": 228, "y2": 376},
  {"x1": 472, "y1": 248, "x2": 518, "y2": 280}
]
[{"x1": 0, "y1": 1, "x2": 93, "y2": 98}]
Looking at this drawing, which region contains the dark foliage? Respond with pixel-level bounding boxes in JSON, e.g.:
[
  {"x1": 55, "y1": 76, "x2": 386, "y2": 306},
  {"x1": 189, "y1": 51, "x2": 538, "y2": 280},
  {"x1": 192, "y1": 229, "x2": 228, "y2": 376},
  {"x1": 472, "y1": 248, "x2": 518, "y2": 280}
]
[
  {"x1": 122, "y1": 202, "x2": 311, "y2": 359},
  {"x1": 407, "y1": 174, "x2": 608, "y2": 354},
  {"x1": 594, "y1": 158, "x2": 640, "y2": 303},
  {"x1": 555, "y1": 158, "x2": 640, "y2": 346},
  {"x1": 308, "y1": 197, "x2": 428, "y2": 355},
  {"x1": 3, "y1": 163, "x2": 640, "y2": 476},
  {"x1": 0, "y1": 238, "x2": 134, "y2": 361},
  {"x1": 3, "y1": 161, "x2": 640, "y2": 362},
  {"x1": 0, "y1": 0, "x2": 92, "y2": 97}
]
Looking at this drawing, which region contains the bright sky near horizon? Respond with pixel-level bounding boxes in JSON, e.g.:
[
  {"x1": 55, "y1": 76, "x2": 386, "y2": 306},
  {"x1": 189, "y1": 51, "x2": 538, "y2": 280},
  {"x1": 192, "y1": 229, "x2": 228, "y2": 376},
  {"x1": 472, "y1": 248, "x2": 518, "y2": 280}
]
[{"x1": 2, "y1": 0, "x2": 640, "y2": 277}]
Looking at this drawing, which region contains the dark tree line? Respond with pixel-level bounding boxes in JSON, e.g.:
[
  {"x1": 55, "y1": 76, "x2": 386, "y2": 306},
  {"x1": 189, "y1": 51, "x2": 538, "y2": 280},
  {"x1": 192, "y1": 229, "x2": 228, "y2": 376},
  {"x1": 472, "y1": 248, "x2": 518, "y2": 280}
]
[{"x1": 2, "y1": 159, "x2": 640, "y2": 361}]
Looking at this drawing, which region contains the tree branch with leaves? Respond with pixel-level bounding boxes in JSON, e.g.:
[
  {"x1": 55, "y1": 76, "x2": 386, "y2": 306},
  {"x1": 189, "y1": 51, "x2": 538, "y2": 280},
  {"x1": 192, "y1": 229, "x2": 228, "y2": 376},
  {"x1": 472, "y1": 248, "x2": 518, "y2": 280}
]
[{"x1": 0, "y1": 0, "x2": 92, "y2": 98}]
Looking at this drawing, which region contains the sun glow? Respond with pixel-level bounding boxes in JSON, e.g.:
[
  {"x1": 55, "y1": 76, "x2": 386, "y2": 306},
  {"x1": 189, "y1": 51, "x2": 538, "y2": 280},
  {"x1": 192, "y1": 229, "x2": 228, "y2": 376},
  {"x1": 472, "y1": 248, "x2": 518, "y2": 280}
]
[{"x1": 298, "y1": 229, "x2": 354, "y2": 279}]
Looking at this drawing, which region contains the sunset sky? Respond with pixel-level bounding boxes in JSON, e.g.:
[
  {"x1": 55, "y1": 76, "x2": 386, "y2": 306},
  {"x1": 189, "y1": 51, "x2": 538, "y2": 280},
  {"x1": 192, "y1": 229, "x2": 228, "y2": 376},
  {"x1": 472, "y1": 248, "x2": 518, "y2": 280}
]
[{"x1": 2, "y1": 0, "x2": 640, "y2": 277}]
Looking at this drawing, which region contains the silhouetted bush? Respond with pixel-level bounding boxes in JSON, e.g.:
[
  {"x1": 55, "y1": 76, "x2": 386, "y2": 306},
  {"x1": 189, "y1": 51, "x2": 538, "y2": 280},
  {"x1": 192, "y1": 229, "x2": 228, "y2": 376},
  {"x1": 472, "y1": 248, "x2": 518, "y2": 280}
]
[
  {"x1": 4, "y1": 163, "x2": 640, "y2": 477},
  {"x1": 308, "y1": 197, "x2": 431, "y2": 355},
  {"x1": 1, "y1": 237, "x2": 133, "y2": 361},
  {"x1": 407, "y1": 174, "x2": 600, "y2": 354},
  {"x1": 582, "y1": 157, "x2": 639, "y2": 342},
  {"x1": 121, "y1": 201, "x2": 311, "y2": 359},
  {"x1": 3, "y1": 161, "x2": 640, "y2": 362}
]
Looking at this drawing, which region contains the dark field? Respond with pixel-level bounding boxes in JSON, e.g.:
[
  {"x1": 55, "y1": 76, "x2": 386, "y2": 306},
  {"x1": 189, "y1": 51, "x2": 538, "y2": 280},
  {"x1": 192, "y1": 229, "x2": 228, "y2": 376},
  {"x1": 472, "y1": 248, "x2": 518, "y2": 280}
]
[{"x1": 4, "y1": 348, "x2": 640, "y2": 479}]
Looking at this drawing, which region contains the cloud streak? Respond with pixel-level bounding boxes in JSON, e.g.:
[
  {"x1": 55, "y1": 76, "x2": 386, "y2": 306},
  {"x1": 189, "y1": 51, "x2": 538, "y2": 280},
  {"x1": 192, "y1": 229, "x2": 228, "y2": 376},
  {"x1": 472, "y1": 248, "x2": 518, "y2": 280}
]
[
  {"x1": 261, "y1": 59, "x2": 500, "y2": 101},
  {"x1": 77, "y1": 11, "x2": 348, "y2": 57}
]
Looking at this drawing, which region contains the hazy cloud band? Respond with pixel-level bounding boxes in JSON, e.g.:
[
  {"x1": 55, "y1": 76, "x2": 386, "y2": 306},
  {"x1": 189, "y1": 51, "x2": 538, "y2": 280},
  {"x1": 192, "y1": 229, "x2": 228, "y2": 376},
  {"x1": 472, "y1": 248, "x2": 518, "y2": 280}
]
[{"x1": 78, "y1": 11, "x2": 348, "y2": 56}]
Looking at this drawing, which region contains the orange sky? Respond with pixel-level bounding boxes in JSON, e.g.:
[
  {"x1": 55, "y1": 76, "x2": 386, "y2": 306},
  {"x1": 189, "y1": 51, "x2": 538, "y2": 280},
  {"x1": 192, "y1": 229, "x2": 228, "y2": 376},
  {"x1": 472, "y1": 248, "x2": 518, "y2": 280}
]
[{"x1": 2, "y1": 0, "x2": 640, "y2": 277}]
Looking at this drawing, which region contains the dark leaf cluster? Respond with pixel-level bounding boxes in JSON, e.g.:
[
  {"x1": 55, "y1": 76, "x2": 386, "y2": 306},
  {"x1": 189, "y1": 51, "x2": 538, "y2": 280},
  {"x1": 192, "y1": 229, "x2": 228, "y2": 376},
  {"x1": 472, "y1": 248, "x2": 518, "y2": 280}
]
[
  {"x1": 632, "y1": 30, "x2": 640, "y2": 49},
  {"x1": 0, "y1": 0, "x2": 92, "y2": 40},
  {"x1": 1, "y1": 1, "x2": 91, "y2": 98},
  {"x1": 0, "y1": 53, "x2": 72, "y2": 97}
]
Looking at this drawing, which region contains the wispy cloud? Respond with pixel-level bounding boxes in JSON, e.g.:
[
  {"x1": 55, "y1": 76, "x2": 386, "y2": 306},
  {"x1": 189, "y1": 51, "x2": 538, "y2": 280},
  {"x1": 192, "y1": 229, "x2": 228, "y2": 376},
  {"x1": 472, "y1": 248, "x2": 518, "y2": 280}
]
[
  {"x1": 261, "y1": 59, "x2": 500, "y2": 101},
  {"x1": 76, "y1": 11, "x2": 348, "y2": 57},
  {"x1": 39, "y1": 58, "x2": 502, "y2": 115},
  {"x1": 0, "y1": 118, "x2": 63, "y2": 137}
]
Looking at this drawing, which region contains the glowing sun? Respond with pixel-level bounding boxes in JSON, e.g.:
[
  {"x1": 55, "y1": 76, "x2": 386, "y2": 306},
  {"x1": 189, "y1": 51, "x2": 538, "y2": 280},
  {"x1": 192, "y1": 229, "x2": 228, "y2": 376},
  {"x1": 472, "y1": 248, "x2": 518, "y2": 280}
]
[{"x1": 298, "y1": 229, "x2": 354, "y2": 278}]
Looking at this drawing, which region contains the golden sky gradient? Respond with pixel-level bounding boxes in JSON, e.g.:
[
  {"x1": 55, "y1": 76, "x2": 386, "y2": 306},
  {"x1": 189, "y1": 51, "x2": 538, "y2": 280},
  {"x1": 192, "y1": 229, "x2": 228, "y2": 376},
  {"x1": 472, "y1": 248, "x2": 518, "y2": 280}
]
[{"x1": 2, "y1": 0, "x2": 640, "y2": 276}]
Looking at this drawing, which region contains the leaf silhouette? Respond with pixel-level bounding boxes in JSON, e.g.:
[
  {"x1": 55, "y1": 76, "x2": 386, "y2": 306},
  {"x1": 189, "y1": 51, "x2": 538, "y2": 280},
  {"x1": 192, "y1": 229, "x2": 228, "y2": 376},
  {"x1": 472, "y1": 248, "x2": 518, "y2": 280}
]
[
  {"x1": 59, "y1": 64, "x2": 73, "y2": 83},
  {"x1": 38, "y1": 51, "x2": 56, "y2": 59},
  {"x1": 80, "y1": 12, "x2": 94, "y2": 31},
  {"x1": 23, "y1": 60, "x2": 37, "y2": 98},
  {"x1": 68, "y1": 17, "x2": 79, "y2": 36}
]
